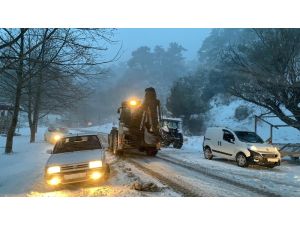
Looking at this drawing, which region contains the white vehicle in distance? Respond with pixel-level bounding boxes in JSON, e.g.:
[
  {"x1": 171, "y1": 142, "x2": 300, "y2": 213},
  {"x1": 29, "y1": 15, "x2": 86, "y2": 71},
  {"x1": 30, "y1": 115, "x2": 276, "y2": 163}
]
[
  {"x1": 203, "y1": 127, "x2": 281, "y2": 168},
  {"x1": 45, "y1": 134, "x2": 110, "y2": 187},
  {"x1": 44, "y1": 126, "x2": 69, "y2": 144}
]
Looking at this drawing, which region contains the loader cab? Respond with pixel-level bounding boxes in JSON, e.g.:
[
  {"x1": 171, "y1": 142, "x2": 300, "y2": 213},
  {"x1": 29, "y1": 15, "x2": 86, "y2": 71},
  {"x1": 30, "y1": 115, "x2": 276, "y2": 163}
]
[
  {"x1": 118, "y1": 100, "x2": 142, "y2": 128},
  {"x1": 118, "y1": 102, "x2": 131, "y2": 126}
]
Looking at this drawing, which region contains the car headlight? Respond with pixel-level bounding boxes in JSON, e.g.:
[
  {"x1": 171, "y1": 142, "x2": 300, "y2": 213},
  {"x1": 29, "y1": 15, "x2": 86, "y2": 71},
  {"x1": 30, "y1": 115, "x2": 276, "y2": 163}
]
[
  {"x1": 89, "y1": 160, "x2": 102, "y2": 169},
  {"x1": 47, "y1": 166, "x2": 61, "y2": 174},
  {"x1": 248, "y1": 149, "x2": 262, "y2": 158},
  {"x1": 248, "y1": 145, "x2": 257, "y2": 151},
  {"x1": 48, "y1": 177, "x2": 61, "y2": 186}
]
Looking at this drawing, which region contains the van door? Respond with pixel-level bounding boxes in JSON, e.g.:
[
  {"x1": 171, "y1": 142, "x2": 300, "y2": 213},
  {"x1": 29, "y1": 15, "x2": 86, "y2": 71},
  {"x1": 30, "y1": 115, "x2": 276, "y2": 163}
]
[
  {"x1": 218, "y1": 129, "x2": 236, "y2": 159},
  {"x1": 209, "y1": 129, "x2": 224, "y2": 158}
]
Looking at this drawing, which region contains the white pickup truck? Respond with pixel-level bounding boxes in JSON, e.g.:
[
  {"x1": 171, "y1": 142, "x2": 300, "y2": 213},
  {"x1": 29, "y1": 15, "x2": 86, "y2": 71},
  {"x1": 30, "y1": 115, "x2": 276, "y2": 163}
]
[{"x1": 45, "y1": 134, "x2": 110, "y2": 187}]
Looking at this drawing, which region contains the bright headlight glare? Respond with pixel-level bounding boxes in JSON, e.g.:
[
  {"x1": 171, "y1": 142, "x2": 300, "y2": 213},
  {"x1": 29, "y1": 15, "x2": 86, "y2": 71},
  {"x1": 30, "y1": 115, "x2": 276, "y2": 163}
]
[
  {"x1": 90, "y1": 171, "x2": 102, "y2": 180},
  {"x1": 249, "y1": 146, "x2": 257, "y2": 151},
  {"x1": 129, "y1": 100, "x2": 137, "y2": 106},
  {"x1": 48, "y1": 177, "x2": 61, "y2": 186},
  {"x1": 89, "y1": 160, "x2": 102, "y2": 169},
  {"x1": 53, "y1": 134, "x2": 61, "y2": 141},
  {"x1": 47, "y1": 166, "x2": 61, "y2": 174}
]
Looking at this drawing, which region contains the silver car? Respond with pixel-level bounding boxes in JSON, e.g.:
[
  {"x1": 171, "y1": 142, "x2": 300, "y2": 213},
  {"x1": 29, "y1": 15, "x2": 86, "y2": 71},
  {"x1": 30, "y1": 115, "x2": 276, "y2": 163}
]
[{"x1": 45, "y1": 134, "x2": 110, "y2": 187}]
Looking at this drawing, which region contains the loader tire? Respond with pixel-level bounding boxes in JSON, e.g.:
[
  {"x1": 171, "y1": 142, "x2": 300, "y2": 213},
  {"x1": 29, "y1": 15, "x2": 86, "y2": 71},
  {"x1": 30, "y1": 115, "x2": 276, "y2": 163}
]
[{"x1": 146, "y1": 148, "x2": 158, "y2": 156}]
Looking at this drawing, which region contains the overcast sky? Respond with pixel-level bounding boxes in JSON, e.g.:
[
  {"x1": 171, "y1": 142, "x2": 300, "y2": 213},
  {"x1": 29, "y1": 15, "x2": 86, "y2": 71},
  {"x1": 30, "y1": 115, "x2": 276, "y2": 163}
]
[{"x1": 107, "y1": 28, "x2": 211, "y2": 64}]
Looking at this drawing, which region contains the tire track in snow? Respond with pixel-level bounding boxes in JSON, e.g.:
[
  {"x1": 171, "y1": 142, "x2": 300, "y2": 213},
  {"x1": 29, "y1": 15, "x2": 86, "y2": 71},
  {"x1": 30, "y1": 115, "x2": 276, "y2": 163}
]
[
  {"x1": 126, "y1": 158, "x2": 200, "y2": 197},
  {"x1": 157, "y1": 153, "x2": 280, "y2": 197}
]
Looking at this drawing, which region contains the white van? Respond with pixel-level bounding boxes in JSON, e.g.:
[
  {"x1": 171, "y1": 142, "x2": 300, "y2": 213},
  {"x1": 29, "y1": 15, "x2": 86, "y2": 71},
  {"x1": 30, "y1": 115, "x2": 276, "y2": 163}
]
[{"x1": 203, "y1": 127, "x2": 281, "y2": 168}]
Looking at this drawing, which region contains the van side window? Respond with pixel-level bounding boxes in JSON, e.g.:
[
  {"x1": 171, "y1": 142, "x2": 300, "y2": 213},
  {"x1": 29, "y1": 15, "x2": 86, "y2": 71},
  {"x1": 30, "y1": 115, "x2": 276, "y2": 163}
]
[{"x1": 223, "y1": 129, "x2": 235, "y2": 143}]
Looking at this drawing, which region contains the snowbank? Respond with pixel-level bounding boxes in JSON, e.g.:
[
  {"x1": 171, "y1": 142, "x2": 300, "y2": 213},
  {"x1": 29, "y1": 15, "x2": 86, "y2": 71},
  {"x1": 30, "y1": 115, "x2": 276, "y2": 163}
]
[{"x1": 0, "y1": 127, "x2": 52, "y2": 196}]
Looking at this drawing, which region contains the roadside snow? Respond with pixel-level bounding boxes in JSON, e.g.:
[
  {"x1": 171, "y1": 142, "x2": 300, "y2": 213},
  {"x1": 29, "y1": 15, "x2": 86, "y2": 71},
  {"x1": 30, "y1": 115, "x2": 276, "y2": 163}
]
[{"x1": 0, "y1": 127, "x2": 52, "y2": 196}]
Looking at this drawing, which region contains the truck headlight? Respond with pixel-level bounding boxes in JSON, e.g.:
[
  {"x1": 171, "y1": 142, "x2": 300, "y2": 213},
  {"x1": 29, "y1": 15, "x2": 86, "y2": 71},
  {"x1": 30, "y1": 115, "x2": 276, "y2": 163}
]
[
  {"x1": 89, "y1": 160, "x2": 102, "y2": 169},
  {"x1": 129, "y1": 100, "x2": 137, "y2": 106},
  {"x1": 53, "y1": 134, "x2": 62, "y2": 142},
  {"x1": 47, "y1": 166, "x2": 61, "y2": 174}
]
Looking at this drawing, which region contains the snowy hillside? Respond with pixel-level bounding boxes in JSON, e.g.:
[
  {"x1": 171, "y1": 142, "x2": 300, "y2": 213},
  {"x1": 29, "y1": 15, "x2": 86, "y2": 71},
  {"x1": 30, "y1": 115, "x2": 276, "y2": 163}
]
[{"x1": 207, "y1": 98, "x2": 300, "y2": 143}]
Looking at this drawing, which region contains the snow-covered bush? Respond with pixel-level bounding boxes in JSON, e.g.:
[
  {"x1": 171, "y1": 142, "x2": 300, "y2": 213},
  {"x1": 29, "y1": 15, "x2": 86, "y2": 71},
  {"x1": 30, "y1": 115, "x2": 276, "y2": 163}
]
[{"x1": 234, "y1": 105, "x2": 252, "y2": 121}]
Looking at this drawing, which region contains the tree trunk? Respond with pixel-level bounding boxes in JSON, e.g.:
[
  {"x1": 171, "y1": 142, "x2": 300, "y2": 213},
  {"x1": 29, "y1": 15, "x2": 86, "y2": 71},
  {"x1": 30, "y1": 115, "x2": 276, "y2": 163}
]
[
  {"x1": 28, "y1": 110, "x2": 35, "y2": 143},
  {"x1": 30, "y1": 125, "x2": 36, "y2": 143},
  {"x1": 5, "y1": 82, "x2": 22, "y2": 153},
  {"x1": 5, "y1": 29, "x2": 25, "y2": 154},
  {"x1": 29, "y1": 72, "x2": 43, "y2": 143}
]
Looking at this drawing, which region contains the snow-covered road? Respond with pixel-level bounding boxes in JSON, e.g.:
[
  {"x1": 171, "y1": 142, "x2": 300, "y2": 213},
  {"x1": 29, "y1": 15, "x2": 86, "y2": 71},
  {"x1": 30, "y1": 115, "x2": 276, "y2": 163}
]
[
  {"x1": 1, "y1": 125, "x2": 300, "y2": 197},
  {"x1": 160, "y1": 136, "x2": 300, "y2": 197},
  {"x1": 125, "y1": 153, "x2": 265, "y2": 196},
  {"x1": 0, "y1": 127, "x2": 179, "y2": 197}
]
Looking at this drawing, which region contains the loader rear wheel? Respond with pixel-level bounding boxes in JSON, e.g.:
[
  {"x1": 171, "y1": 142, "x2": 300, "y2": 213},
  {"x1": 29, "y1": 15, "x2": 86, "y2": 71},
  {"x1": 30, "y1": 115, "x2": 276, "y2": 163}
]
[{"x1": 146, "y1": 148, "x2": 158, "y2": 156}]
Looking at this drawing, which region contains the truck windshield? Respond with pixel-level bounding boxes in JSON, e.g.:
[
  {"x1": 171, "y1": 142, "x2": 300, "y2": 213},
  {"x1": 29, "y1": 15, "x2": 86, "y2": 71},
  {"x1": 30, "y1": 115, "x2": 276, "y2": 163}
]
[
  {"x1": 164, "y1": 121, "x2": 179, "y2": 129},
  {"x1": 53, "y1": 135, "x2": 101, "y2": 154},
  {"x1": 234, "y1": 131, "x2": 264, "y2": 143}
]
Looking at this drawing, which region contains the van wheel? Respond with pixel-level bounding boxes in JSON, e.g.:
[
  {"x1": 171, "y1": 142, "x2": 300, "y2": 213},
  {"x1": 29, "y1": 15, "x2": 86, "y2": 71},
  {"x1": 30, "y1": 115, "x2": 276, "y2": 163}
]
[
  {"x1": 236, "y1": 153, "x2": 249, "y2": 167},
  {"x1": 204, "y1": 147, "x2": 213, "y2": 160}
]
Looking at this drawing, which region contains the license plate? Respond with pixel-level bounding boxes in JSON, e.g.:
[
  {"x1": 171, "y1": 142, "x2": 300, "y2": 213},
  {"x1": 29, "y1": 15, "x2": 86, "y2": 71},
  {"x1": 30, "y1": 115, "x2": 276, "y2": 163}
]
[
  {"x1": 267, "y1": 158, "x2": 278, "y2": 162},
  {"x1": 64, "y1": 173, "x2": 86, "y2": 180}
]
